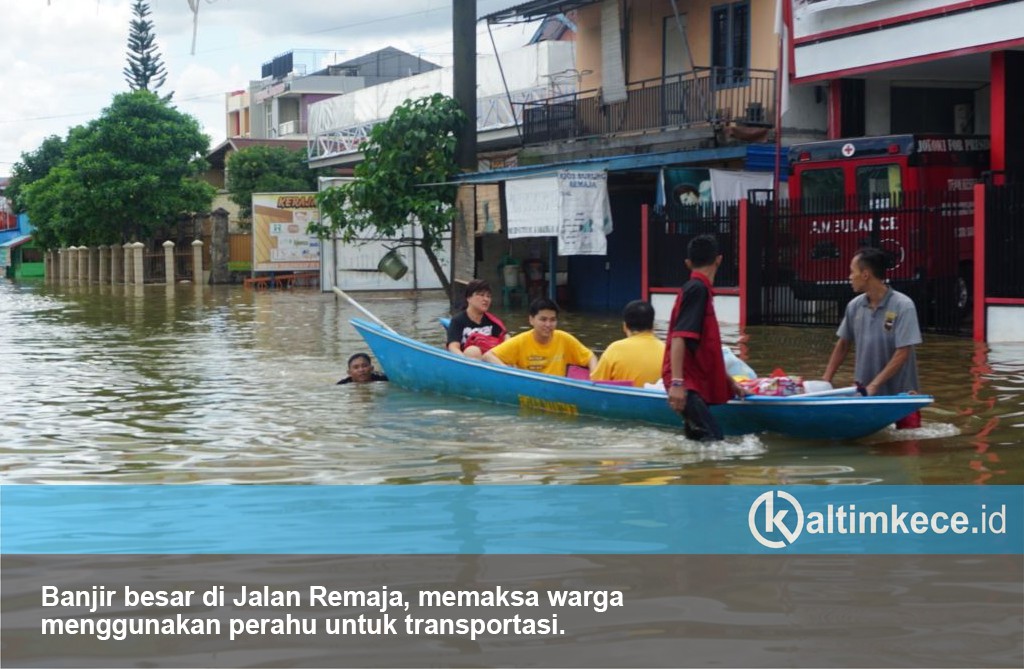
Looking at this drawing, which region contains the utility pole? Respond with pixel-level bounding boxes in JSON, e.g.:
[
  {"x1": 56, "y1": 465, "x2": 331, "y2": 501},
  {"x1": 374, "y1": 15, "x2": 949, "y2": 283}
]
[{"x1": 453, "y1": 0, "x2": 477, "y2": 172}]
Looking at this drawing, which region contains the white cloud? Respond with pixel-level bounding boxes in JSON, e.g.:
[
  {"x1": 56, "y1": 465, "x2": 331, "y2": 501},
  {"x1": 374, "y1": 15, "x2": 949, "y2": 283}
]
[{"x1": 1, "y1": 0, "x2": 541, "y2": 171}]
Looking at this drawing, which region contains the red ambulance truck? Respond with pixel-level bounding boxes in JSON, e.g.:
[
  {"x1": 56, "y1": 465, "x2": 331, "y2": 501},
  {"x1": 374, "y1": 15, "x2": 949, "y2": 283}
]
[{"x1": 786, "y1": 134, "x2": 989, "y2": 314}]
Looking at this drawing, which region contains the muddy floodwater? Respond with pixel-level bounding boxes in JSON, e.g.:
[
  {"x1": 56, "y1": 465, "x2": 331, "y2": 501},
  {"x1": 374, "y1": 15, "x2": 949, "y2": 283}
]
[
  {"x1": 2, "y1": 279, "x2": 1022, "y2": 669},
  {"x1": 2, "y1": 280, "x2": 1021, "y2": 486}
]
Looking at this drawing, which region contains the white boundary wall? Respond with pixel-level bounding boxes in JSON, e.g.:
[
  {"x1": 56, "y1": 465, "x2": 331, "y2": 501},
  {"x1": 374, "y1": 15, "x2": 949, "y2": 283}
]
[
  {"x1": 986, "y1": 306, "x2": 1024, "y2": 343},
  {"x1": 651, "y1": 292, "x2": 740, "y2": 326}
]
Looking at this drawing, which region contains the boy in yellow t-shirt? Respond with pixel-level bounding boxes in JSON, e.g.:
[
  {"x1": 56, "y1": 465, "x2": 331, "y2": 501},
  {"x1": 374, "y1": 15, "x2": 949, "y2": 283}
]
[
  {"x1": 592, "y1": 300, "x2": 665, "y2": 387},
  {"x1": 484, "y1": 297, "x2": 597, "y2": 376}
]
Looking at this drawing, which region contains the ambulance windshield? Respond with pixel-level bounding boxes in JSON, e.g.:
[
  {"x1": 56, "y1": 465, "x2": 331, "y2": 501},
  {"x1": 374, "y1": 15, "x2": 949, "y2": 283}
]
[
  {"x1": 857, "y1": 164, "x2": 902, "y2": 209},
  {"x1": 800, "y1": 167, "x2": 844, "y2": 213}
]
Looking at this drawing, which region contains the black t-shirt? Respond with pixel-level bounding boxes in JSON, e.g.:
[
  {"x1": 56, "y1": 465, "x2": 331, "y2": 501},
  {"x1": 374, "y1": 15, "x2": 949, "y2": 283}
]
[
  {"x1": 446, "y1": 311, "x2": 505, "y2": 348},
  {"x1": 336, "y1": 372, "x2": 389, "y2": 385},
  {"x1": 660, "y1": 270, "x2": 730, "y2": 404}
]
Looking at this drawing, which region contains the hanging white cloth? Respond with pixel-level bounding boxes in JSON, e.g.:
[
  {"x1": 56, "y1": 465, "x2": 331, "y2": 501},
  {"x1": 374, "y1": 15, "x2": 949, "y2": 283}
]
[{"x1": 708, "y1": 169, "x2": 774, "y2": 202}]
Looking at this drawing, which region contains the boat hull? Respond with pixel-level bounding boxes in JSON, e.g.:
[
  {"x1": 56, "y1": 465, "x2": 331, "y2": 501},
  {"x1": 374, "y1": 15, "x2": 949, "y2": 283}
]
[{"x1": 352, "y1": 319, "x2": 932, "y2": 440}]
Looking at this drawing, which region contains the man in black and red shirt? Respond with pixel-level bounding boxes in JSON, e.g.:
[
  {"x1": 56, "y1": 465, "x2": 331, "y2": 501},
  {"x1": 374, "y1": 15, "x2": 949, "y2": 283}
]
[{"x1": 661, "y1": 235, "x2": 746, "y2": 441}]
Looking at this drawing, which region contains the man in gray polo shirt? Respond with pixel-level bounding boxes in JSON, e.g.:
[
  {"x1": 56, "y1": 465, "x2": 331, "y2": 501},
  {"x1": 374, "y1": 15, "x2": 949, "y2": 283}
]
[{"x1": 823, "y1": 247, "x2": 923, "y2": 429}]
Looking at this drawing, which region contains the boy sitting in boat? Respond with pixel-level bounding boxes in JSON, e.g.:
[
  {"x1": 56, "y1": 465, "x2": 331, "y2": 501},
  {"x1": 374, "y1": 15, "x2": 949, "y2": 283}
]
[
  {"x1": 337, "y1": 353, "x2": 389, "y2": 384},
  {"x1": 592, "y1": 299, "x2": 665, "y2": 387},
  {"x1": 484, "y1": 297, "x2": 597, "y2": 377},
  {"x1": 446, "y1": 279, "x2": 508, "y2": 359}
]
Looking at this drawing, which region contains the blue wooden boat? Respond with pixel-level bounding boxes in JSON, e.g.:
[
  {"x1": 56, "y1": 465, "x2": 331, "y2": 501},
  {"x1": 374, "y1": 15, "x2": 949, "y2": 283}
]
[{"x1": 352, "y1": 318, "x2": 933, "y2": 440}]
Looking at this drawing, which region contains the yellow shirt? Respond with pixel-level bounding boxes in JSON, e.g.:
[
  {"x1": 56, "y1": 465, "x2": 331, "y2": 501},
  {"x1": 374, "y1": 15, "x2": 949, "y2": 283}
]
[
  {"x1": 489, "y1": 329, "x2": 594, "y2": 376},
  {"x1": 592, "y1": 331, "x2": 665, "y2": 387}
]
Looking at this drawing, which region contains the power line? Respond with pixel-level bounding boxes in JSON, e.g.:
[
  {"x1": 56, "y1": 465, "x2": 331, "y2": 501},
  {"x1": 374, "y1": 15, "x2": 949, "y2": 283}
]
[{"x1": 0, "y1": 110, "x2": 99, "y2": 125}]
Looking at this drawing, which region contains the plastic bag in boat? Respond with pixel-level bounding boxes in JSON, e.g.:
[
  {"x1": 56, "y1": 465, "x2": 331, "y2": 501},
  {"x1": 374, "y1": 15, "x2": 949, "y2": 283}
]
[{"x1": 722, "y1": 347, "x2": 756, "y2": 380}]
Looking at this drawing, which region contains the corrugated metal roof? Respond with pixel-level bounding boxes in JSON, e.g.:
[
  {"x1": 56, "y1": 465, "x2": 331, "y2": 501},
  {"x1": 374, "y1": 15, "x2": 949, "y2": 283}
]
[
  {"x1": 482, "y1": 0, "x2": 599, "y2": 23},
  {"x1": 744, "y1": 143, "x2": 787, "y2": 180},
  {"x1": 454, "y1": 145, "x2": 749, "y2": 183}
]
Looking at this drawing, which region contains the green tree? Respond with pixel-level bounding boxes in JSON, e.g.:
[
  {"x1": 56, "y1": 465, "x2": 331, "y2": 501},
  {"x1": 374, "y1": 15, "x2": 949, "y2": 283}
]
[
  {"x1": 226, "y1": 145, "x2": 323, "y2": 221},
  {"x1": 124, "y1": 0, "x2": 168, "y2": 94},
  {"x1": 24, "y1": 91, "x2": 215, "y2": 248},
  {"x1": 313, "y1": 93, "x2": 467, "y2": 298},
  {"x1": 5, "y1": 134, "x2": 67, "y2": 214}
]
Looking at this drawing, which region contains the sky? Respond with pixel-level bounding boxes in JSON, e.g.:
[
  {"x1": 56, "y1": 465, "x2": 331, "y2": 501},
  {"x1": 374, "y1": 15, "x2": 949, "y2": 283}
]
[{"x1": 0, "y1": 0, "x2": 541, "y2": 175}]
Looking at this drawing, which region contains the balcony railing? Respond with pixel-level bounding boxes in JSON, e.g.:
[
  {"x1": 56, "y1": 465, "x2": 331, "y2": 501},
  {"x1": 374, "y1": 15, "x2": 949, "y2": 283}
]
[
  {"x1": 277, "y1": 119, "x2": 307, "y2": 137},
  {"x1": 521, "y1": 67, "x2": 776, "y2": 145}
]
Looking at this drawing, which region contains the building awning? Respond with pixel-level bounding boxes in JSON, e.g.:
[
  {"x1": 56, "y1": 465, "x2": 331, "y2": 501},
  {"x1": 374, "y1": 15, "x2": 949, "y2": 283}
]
[
  {"x1": 745, "y1": 144, "x2": 788, "y2": 181},
  {"x1": 454, "y1": 145, "x2": 750, "y2": 184},
  {"x1": 482, "y1": 0, "x2": 600, "y2": 24},
  {"x1": 0, "y1": 234, "x2": 32, "y2": 249}
]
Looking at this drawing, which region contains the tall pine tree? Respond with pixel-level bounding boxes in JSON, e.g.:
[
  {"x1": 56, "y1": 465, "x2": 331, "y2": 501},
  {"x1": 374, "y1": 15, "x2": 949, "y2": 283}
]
[{"x1": 123, "y1": 0, "x2": 168, "y2": 94}]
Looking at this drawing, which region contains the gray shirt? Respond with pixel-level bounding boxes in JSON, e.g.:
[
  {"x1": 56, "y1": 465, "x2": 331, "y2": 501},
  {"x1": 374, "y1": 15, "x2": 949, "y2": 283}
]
[{"x1": 837, "y1": 288, "x2": 922, "y2": 396}]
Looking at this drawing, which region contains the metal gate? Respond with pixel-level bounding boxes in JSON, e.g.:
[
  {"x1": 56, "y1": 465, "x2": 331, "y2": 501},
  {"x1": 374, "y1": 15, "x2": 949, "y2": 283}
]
[
  {"x1": 648, "y1": 201, "x2": 740, "y2": 289},
  {"x1": 745, "y1": 191, "x2": 972, "y2": 336},
  {"x1": 985, "y1": 182, "x2": 1024, "y2": 299}
]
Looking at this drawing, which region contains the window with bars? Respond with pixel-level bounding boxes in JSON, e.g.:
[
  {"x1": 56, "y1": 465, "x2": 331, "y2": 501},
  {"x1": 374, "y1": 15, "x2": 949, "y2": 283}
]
[{"x1": 711, "y1": 2, "x2": 750, "y2": 87}]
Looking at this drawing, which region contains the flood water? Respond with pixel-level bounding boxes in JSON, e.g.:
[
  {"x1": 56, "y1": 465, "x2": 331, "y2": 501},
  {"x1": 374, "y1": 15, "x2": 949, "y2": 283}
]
[
  {"x1": 2, "y1": 279, "x2": 1022, "y2": 486},
  {"x1": 2, "y1": 279, "x2": 1022, "y2": 668}
]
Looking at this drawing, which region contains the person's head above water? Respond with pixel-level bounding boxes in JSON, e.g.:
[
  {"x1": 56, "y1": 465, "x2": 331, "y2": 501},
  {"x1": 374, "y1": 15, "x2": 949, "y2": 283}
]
[{"x1": 346, "y1": 352, "x2": 376, "y2": 383}]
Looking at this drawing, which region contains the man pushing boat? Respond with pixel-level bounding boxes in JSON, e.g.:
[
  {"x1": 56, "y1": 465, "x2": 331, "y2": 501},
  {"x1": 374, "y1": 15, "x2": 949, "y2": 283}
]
[{"x1": 663, "y1": 235, "x2": 748, "y2": 442}]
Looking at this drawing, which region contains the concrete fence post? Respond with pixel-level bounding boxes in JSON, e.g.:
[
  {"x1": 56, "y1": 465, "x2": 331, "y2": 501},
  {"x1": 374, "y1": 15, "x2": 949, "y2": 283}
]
[
  {"x1": 59, "y1": 248, "x2": 67, "y2": 284},
  {"x1": 163, "y1": 240, "x2": 175, "y2": 285},
  {"x1": 88, "y1": 246, "x2": 99, "y2": 284},
  {"x1": 132, "y1": 242, "x2": 145, "y2": 286},
  {"x1": 110, "y1": 243, "x2": 122, "y2": 284},
  {"x1": 98, "y1": 246, "x2": 109, "y2": 284},
  {"x1": 77, "y1": 247, "x2": 88, "y2": 284},
  {"x1": 191, "y1": 239, "x2": 204, "y2": 285},
  {"x1": 209, "y1": 208, "x2": 230, "y2": 284},
  {"x1": 69, "y1": 247, "x2": 79, "y2": 284},
  {"x1": 123, "y1": 243, "x2": 133, "y2": 285}
]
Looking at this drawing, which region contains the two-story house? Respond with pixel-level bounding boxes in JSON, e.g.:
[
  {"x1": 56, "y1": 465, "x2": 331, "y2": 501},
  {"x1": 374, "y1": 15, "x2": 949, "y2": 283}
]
[
  {"x1": 459, "y1": 0, "x2": 823, "y2": 311},
  {"x1": 462, "y1": 0, "x2": 1023, "y2": 314}
]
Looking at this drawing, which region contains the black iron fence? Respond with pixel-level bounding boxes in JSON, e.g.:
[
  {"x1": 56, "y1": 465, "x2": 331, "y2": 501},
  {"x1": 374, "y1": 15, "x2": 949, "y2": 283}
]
[
  {"x1": 522, "y1": 67, "x2": 776, "y2": 145},
  {"x1": 174, "y1": 251, "x2": 194, "y2": 282},
  {"x1": 985, "y1": 182, "x2": 1024, "y2": 298},
  {"x1": 746, "y1": 190, "x2": 975, "y2": 335},
  {"x1": 643, "y1": 187, "x2": 1018, "y2": 337},
  {"x1": 144, "y1": 251, "x2": 165, "y2": 283},
  {"x1": 143, "y1": 250, "x2": 195, "y2": 283},
  {"x1": 648, "y1": 201, "x2": 740, "y2": 289}
]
